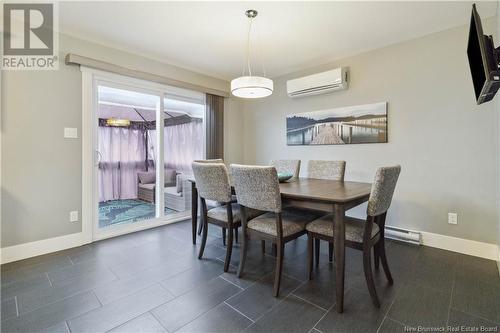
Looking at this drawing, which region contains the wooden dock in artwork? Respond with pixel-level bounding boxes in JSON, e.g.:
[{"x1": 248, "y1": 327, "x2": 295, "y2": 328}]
[{"x1": 311, "y1": 125, "x2": 345, "y2": 144}]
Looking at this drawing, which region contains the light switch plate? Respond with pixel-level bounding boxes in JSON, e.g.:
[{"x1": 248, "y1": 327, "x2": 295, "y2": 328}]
[
  {"x1": 64, "y1": 128, "x2": 78, "y2": 139},
  {"x1": 70, "y1": 211, "x2": 79, "y2": 222},
  {"x1": 448, "y1": 212, "x2": 457, "y2": 225}
]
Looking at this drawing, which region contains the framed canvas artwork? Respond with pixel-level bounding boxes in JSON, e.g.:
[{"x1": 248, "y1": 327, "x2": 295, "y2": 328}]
[{"x1": 286, "y1": 102, "x2": 388, "y2": 145}]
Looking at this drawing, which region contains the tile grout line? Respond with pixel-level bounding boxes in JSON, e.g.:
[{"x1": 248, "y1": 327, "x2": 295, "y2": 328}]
[
  {"x1": 149, "y1": 310, "x2": 171, "y2": 332},
  {"x1": 375, "y1": 283, "x2": 404, "y2": 333},
  {"x1": 311, "y1": 302, "x2": 336, "y2": 331},
  {"x1": 219, "y1": 275, "x2": 245, "y2": 290},
  {"x1": 289, "y1": 293, "x2": 328, "y2": 312},
  {"x1": 14, "y1": 296, "x2": 19, "y2": 316},
  {"x1": 250, "y1": 279, "x2": 307, "y2": 324},
  {"x1": 67, "y1": 256, "x2": 75, "y2": 265},
  {"x1": 64, "y1": 320, "x2": 72, "y2": 333},
  {"x1": 445, "y1": 262, "x2": 457, "y2": 328},
  {"x1": 46, "y1": 272, "x2": 53, "y2": 287},
  {"x1": 223, "y1": 301, "x2": 256, "y2": 323}
]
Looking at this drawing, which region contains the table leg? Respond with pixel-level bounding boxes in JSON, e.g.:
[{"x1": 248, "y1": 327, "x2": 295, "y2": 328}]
[
  {"x1": 191, "y1": 183, "x2": 198, "y2": 245},
  {"x1": 333, "y1": 203, "x2": 346, "y2": 313}
]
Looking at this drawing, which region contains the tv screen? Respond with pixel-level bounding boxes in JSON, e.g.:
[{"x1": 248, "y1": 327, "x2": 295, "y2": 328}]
[{"x1": 467, "y1": 4, "x2": 500, "y2": 104}]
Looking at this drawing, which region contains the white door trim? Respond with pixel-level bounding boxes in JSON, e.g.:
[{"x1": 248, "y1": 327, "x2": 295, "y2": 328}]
[{"x1": 80, "y1": 66, "x2": 204, "y2": 241}]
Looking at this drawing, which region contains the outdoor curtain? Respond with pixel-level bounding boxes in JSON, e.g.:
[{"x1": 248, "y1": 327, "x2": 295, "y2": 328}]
[
  {"x1": 148, "y1": 120, "x2": 204, "y2": 174},
  {"x1": 98, "y1": 127, "x2": 146, "y2": 202}
]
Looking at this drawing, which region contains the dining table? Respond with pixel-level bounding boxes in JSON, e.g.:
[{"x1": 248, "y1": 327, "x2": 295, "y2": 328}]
[{"x1": 188, "y1": 177, "x2": 372, "y2": 313}]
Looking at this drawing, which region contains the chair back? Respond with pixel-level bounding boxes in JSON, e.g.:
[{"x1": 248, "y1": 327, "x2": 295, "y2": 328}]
[
  {"x1": 231, "y1": 164, "x2": 282, "y2": 213},
  {"x1": 192, "y1": 162, "x2": 232, "y2": 203},
  {"x1": 367, "y1": 165, "x2": 401, "y2": 217},
  {"x1": 270, "y1": 160, "x2": 301, "y2": 179},
  {"x1": 308, "y1": 160, "x2": 346, "y2": 181}
]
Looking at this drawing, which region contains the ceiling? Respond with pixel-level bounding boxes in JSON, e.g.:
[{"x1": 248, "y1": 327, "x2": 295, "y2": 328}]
[
  {"x1": 60, "y1": 1, "x2": 497, "y2": 81},
  {"x1": 98, "y1": 86, "x2": 205, "y2": 121}
]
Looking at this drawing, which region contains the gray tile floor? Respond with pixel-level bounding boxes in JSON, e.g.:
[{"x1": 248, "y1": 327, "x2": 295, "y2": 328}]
[{"x1": 1, "y1": 220, "x2": 499, "y2": 333}]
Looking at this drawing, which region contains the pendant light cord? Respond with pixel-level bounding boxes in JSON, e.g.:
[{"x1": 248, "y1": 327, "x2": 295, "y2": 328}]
[{"x1": 245, "y1": 16, "x2": 254, "y2": 77}]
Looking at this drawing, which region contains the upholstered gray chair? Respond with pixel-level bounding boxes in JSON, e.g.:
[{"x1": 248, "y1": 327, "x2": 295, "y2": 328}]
[
  {"x1": 193, "y1": 158, "x2": 237, "y2": 242},
  {"x1": 307, "y1": 160, "x2": 346, "y2": 263},
  {"x1": 192, "y1": 162, "x2": 263, "y2": 272},
  {"x1": 308, "y1": 160, "x2": 346, "y2": 181},
  {"x1": 270, "y1": 160, "x2": 301, "y2": 180},
  {"x1": 306, "y1": 165, "x2": 401, "y2": 308},
  {"x1": 231, "y1": 164, "x2": 324, "y2": 297}
]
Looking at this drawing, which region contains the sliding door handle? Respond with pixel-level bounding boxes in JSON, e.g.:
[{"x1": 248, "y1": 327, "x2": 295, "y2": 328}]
[{"x1": 95, "y1": 150, "x2": 102, "y2": 166}]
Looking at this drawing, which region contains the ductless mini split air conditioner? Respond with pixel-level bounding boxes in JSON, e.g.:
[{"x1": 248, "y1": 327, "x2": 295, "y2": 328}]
[{"x1": 286, "y1": 67, "x2": 348, "y2": 98}]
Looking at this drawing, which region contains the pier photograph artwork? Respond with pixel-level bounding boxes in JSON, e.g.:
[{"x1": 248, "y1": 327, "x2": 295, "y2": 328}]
[{"x1": 286, "y1": 102, "x2": 388, "y2": 145}]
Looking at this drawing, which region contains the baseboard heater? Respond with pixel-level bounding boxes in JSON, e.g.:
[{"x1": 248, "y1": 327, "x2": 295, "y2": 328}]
[{"x1": 384, "y1": 226, "x2": 421, "y2": 245}]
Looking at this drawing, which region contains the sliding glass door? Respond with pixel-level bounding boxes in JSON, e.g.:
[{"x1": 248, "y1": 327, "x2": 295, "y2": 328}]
[{"x1": 94, "y1": 78, "x2": 205, "y2": 239}]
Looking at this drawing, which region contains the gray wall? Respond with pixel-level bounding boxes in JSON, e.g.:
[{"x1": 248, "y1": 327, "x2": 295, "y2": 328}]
[
  {"x1": 242, "y1": 21, "x2": 499, "y2": 244},
  {"x1": 1, "y1": 33, "x2": 230, "y2": 248}
]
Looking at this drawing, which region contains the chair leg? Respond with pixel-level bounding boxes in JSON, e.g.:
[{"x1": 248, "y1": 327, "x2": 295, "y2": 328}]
[
  {"x1": 222, "y1": 228, "x2": 226, "y2": 246},
  {"x1": 363, "y1": 247, "x2": 380, "y2": 308},
  {"x1": 328, "y1": 243, "x2": 333, "y2": 262},
  {"x1": 235, "y1": 228, "x2": 239, "y2": 243},
  {"x1": 237, "y1": 229, "x2": 248, "y2": 278},
  {"x1": 197, "y1": 214, "x2": 203, "y2": 235},
  {"x1": 379, "y1": 239, "x2": 393, "y2": 284},
  {"x1": 273, "y1": 242, "x2": 284, "y2": 297},
  {"x1": 307, "y1": 234, "x2": 314, "y2": 280},
  {"x1": 224, "y1": 227, "x2": 234, "y2": 272},
  {"x1": 261, "y1": 240, "x2": 266, "y2": 254},
  {"x1": 314, "y1": 239, "x2": 320, "y2": 267},
  {"x1": 198, "y1": 218, "x2": 208, "y2": 259},
  {"x1": 374, "y1": 244, "x2": 380, "y2": 271}
]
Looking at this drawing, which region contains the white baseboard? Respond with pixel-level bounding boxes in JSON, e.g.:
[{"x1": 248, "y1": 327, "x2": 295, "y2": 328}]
[
  {"x1": 420, "y1": 231, "x2": 499, "y2": 261},
  {"x1": 1, "y1": 226, "x2": 499, "y2": 265},
  {"x1": 0, "y1": 232, "x2": 90, "y2": 265}
]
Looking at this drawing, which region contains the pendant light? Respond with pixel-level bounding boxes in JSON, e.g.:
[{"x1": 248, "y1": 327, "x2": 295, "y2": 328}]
[{"x1": 231, "y1": 9, "x2": 273, "y2": 99}]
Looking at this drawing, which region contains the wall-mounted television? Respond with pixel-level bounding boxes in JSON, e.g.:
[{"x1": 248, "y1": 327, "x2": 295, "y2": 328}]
[{"x1": 467, "y1": 4, "x2": 500, "y2": 105}]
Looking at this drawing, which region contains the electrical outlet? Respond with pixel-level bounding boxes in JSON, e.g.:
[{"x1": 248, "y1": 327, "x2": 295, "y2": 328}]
[
  {"x1": 448, "y1": 212, "x2": 457, "y2": 225},
  {"x1": 70, "y1": 211, "x2": 79, "y2": 222}
]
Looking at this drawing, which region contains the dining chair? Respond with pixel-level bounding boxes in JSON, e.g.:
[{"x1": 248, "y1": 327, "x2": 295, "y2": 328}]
[
  {"x1": 306, "y1": 165, "x2": 401, "y2": 308},
  {"x1": 231, "y1": 164, "x2": 324, "y2": 297},
  {"x1": 194, "y1": 158, "x2": 237, "y2": 244},
  {"x1": 270, "y1": 160, "x2": 301, "y2": 180},
  {"x1": 308, "y1": 160, "x2": 347, "y2": 264},
  {"x1": 192, "y1": 162, "x2": 263, "y2": 272}
]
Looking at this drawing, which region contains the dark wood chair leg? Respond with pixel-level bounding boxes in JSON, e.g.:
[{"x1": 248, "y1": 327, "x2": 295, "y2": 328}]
[
  {"x1": 328, "y1": 243, "x2": 333, "y2": 262},
  {"x1": 237, "y1": 229, "x2": 248, "y2": 278},
  {"x1": 379, "y1": 239, "x2": 393, "y2": 284},
  {"x1": 261, "y1": 240, "x2": 266, "y2": 254},
  {"x1": 197, "y1": 216, "x2": 203, "y2": 235},
  {"x1": 307, "y1": 234, "x2": 314, "y2": 280},
  {"x1": 235, "y1": 228, "x2": 239, "y2": 243},
  {"x1": 314, "y1": 239, "x2": 320, "y2": 267},
  {"x1": 224, "y1": 227, "x2": 234, "y2": 272},
  {"x1": 222, "y1": 228, "x2": 226, "y2": 246},
  {"x1": 273, "y1": 242, "x2": 285, "y2": 297},
  {"x1": 374, "y1": 244, "x2": 380, "y2": 270},
  {"x1": 198, "y1": 217, "x2": 208, "y2": 259},
  {"x1": 363, "y1": 247, "x2": 380, "y2": 308}
]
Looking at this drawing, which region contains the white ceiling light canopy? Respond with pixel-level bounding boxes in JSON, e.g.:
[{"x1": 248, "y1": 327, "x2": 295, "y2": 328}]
[{"x1": 231, "y1": 9, "x2": 273, "y2": 99}]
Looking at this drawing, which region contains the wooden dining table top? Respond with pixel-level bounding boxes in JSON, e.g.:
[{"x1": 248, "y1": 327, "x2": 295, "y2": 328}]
[
  {"x1": 189, "y1": 177, "x2": 372, "y2": 204},
  {"x1": 279, "y1": 178, "x2": 372, "y2": 203}
]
